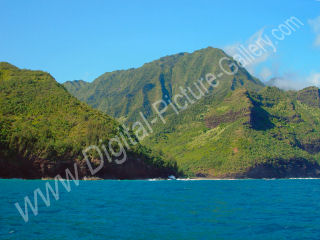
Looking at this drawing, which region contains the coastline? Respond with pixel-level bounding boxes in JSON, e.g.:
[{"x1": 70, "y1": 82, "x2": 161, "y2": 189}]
[{"x1": 1, "y1": 177, "x2": 320, "y2": 181}]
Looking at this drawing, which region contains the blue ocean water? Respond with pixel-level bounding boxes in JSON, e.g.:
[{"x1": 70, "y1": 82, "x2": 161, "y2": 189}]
[{"x1": 0, "y1": 179, "x2": 320, "y2": 240}]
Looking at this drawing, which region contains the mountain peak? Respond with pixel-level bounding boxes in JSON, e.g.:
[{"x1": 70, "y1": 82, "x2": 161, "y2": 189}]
[
  {"x1": 0, "y1": 62, "x2": 19, "y2": 70},
  {"x1": 64, "y1": 46, "x2": 264, "y2": 122}
]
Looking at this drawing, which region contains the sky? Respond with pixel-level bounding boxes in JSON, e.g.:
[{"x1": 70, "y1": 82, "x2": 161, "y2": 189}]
[{"x1": 0, "y1": 0, "x2": 320, "y2": 89}]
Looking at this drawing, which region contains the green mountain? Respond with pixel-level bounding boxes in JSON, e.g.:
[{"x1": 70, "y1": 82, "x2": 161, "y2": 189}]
[
  {"x1": 64, "y1": 47, "x2": 320, "y2": 178},
  {"x1": 146, "y1": 86, "x2": 320, "y2": 178},
  {"x1": 64, "y1": 47, "x2": 263, "y2": 123},
  {"x1": 0, "y1": 62, "x2": 178, "y2": 179},
  {"x1": 63, "y1": 79, "x2": 89, "y2": 95}
]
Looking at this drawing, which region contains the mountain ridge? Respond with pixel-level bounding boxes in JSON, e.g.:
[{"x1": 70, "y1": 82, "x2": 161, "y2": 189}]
[
  {"x1": 64, "y1": 47, "x2": 264, "y2": 123},
  {"x1": 63, "y1": 47, "x2": 320, "y2": 178},
  {"x1": 145, "y1": 85, "x2": 320, "y2": 178},
  {"x1": 0, "y1": 63, "x2": 178, "y2": 179},
  {"x1": 3, "y1": 46, "x2": 320, "y2": 179}
]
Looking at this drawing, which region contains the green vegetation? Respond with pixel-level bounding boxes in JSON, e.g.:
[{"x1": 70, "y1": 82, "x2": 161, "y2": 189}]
[
  {"x1": 0, "y1": 62, "x2": 177, "y2": 178},
  {"x1": 64, "y1": 47, "x2": 263, "y2": 123},
  {"x1": 3, "y1": 46, "x2": 320, "y2": 179},
  {"x1": 145, "y1": 86, "x2": 320, "y2": 177},
  {"x1": 63, "y1": 47, "x2": 320, "y2": 178}
]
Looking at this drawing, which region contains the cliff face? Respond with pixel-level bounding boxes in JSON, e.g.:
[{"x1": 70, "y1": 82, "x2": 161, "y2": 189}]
[
  {"x1": 243, "y1": 159, "x2": 320, "y2": 179},
  {"x1": 297, "y1": 86, "x2": 320, "y2": 108},
  {"x1": 0, "y1": 154, "x2": 178, "y2": 179}
]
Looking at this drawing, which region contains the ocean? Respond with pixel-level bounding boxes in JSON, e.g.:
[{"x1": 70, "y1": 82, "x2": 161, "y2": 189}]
[{"x1": 0, "y1": 179, "x2": 320, "y2": 240}]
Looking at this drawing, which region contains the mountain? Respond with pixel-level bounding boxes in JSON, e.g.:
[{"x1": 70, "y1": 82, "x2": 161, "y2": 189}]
[
  {"x1": 63, "y1": 79, "x2": 89, "y2": 95},
  {"x1": 63, "y1": 47, "x2": 320, "y2": 178},
  {"x1": 64, "y1": 47, "x2": 263, "y2": 123},
  {"x1": 0, "y1": 62, "x2": 178, "y2": 179},
  {"x1": 146, "y1": 86, "x2": 320, "y2": 178}
]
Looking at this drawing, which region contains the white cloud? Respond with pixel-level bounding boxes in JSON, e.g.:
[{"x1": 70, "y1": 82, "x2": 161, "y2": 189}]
[
  {"x1": 265, "y1": 72, "x2": 310, "y2": 91},
  {"x1": 259, "y1": 67, "x2": 272, "y2": 81},
  {"x1": 224, "y1": 28, "x2": 273, "y2": 75},
  {"x1": 266, "y1": 72, "x2": 320, "y2": 91},
  {"x1": 308, "y1": 16, "x2": 320, "y2": 47},
  {"x1": 224, "y1": 23, "x2": 320, "y2": 91},
  {"x1": 307, "y1": 72, "x2": 320, "y2": 86}
]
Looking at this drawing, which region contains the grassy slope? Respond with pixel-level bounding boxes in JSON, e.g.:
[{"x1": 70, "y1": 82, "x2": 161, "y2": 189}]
[
  {"x1": 0, "y1": 62, "x2": 177, "y2": 178},
  {"x1": 64, "y1": 47, "x2": 263, "y2": 123},
  {"x1": 145, "y1": 87, "x2": 320, "y2": 177},
  {"x1": 63, "y1": 47, "x2": 320, "y2": 178}
]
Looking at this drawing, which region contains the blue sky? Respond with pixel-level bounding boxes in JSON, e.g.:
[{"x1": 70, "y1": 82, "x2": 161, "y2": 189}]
[{"x1": 0, "y1": 0, "x2": 319, "y2": 88}]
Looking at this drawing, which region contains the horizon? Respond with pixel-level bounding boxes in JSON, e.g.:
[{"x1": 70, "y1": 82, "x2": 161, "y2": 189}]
[{"x1": 2, "y1": 2, "x2": 320, "y2": 239}]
